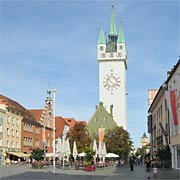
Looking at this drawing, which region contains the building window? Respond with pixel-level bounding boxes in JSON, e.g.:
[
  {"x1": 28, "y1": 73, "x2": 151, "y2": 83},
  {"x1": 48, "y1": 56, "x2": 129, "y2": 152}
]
[
  {"x1": 12, "y1": 117, "x2": 14, "y2": 124},
  {"x1": 0, "y1": 124, "x2": 2, "y2": 132},
  {"x1": 11, "y1": 141, "x2": 14, "y2": 148},
  {"x1": 35, "y1": 139, "x2": 39, "y2": 147},
  {"x1": 16, "y1": 119, "x2": 19, "y2": 126},
  {"x1": 95, "y1": 117, "x2": 98, "y2": 122},
  {"x1": 0, "y1": 138, "x2": 2, "y2": 146},
  {"x1": 100, "y1": 46, "x2": 104, "y2": 51},
  {"x1": 118, "y1": 45, "x2": 123, "y2": 50},
  {"x1": 12, "y1": 129, "x2": 14, "y2": 137},
  {"x1": 16, "y1": 130, "x2": 19, "y2": 138},
  {"x1": 101, "y1": 53, "x2": 105, "y2": 58},
  {"x1": 16, "y1": 142, "x2": 18, "y2": 149},
  {"x1": 7, "y1": 141, "x2": 10, "y2": 148},
  {"x1": 36, "y1": 127, "x2": 40, "y2": 134},
  {"x1": 7, "y1": 128, "x2": 10, "y2": 136},
  {"x1": 7, "y1": 116, "x2": 10, "y2": 123},
  {"x1": 104, "y1": 117, "x2": 108, "y2": 122}
]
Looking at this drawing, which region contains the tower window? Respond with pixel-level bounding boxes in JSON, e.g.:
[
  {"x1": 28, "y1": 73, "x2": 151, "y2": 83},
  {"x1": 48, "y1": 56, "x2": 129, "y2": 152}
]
[
  {"x1": 118, "y1": 45, "x2": 123, "y2": 50},
  {"x1": 101, "y1": 53, "x2": 105, "y2": 58},
  {"x1": 117, "y1": 53, "x2": 121, "y2": 57},
  {"x1": 100, "y1": 46, "x2": 104, "y2": 51}
]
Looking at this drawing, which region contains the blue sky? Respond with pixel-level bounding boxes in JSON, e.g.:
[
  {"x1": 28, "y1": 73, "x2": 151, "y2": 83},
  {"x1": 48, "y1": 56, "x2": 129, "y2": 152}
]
[{"x1": 1, "y1": 0, "x2": 179, "y2": 147}]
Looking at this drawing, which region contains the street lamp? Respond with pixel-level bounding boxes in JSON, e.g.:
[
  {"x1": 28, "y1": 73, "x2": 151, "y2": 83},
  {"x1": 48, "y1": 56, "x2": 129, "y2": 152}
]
[{"x1": 52, "y1": 89, "x2": 56, "y2": 174}]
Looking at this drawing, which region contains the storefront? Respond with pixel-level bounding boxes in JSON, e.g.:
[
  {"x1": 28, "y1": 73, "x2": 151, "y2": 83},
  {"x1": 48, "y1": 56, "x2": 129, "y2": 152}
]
[{"x1": 6, "y1": 152, "x2": 30, "y2": 164}]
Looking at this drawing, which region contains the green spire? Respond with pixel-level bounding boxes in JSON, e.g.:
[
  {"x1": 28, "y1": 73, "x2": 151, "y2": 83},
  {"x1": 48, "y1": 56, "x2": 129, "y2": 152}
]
[
  {"x1": 109, "y1": 5, "x2": 117, "y2": 35},
  {"x1": 117, "y1": 24, "x2": 125, "y2": 43},
  {"x1": 98, "y1": 25, "x2": 106, "y2": 44}
]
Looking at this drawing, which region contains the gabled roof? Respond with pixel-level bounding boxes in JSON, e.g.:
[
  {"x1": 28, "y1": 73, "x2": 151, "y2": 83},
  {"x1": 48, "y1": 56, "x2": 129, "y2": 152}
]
[
  {"x1": 64, "y1": 118, "x2": 77, "y2": 129},
  {"x1": 87, "y1": 102, "x2": 118, "y2": 135},
  {"x1": 0, "y1": 94, "x2": 35, "y2": 121},
  {"x1": 55, "y1": 116, "x2": 69, "y2": 138},
  {"x1": 29, "y1": 109, "x2": 44, "y2": 121}
]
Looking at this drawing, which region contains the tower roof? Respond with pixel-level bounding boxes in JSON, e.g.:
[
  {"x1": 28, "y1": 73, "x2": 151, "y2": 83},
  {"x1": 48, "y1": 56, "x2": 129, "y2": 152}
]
[
  {"x1": 98, "y1": 25, "x2": 106, "y2": 44},
  {"x1": 117, "y1": 24, "x2": 125, "y2": 43},
  {"x1": 109, "y1": 5, "x2": 117, "y2": 35}
]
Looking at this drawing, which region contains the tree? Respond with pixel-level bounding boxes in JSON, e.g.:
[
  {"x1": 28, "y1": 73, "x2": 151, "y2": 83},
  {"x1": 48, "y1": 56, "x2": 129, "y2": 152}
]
[
  {"x1": 105, "y1": 126, "x2": 132, "y2": 160},
  {"x1": 157, "y1": 145, "x2": 171, "y2": 161},
  {"x1": 30, "y1": 148, "x2": 45, "y2": 161},
  {"x1": 66, "y1": 122, "x2": 92, "y2": 153}
]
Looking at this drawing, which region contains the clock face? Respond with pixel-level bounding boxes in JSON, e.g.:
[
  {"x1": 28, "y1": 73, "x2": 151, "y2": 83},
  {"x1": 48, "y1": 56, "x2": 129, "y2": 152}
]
[{"x1": 103, "y1": 73, "x2": 121, "y2": 91}]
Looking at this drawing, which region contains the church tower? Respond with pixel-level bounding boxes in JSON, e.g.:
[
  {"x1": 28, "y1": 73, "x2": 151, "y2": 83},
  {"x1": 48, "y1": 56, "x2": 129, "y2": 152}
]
[{"x1": 97, "y1": 6, "x2": 127, "y2": 130}]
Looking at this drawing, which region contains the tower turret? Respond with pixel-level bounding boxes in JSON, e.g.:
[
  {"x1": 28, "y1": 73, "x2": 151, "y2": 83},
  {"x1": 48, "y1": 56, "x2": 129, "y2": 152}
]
[
  {"x1": 97, "y1": 24, "x2": 106, "y2": 60},
  {"x1": 107, "y1": 5, "x2": 118, "y2": 52},
  {"x1": 46, "y1": 83, "x2": 52, "y2": 105},
  {"x1": 117, "y1": 23, "x2": 127, "y2": 69}
]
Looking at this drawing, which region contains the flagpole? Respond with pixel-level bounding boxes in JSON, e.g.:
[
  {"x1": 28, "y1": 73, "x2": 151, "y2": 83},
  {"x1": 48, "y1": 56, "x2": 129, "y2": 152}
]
[{"x1": 53, "y1": 89, "x2": 56, "y2": 174}]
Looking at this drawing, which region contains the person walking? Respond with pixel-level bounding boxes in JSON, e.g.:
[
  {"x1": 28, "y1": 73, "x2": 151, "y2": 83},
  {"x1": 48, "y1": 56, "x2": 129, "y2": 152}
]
[
  {"x1": 152, "y1": 163, "x2": 158, "y2": 179},
  {"x1": 144, "y1": 157, "x2": 152, "y2": 179},
  {"x1": 129, "y1": 156, "x2": 135, "y2": 171}
]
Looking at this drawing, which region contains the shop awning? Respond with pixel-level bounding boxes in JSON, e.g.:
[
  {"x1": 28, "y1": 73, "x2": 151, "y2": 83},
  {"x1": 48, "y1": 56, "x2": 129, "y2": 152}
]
[{"x1": 7, "y1": 152, "x2": 30, "y2": 158}]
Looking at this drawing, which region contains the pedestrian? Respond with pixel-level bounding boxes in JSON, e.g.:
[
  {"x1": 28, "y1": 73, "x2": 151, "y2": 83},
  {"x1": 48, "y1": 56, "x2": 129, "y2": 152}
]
[
  {"x1": 152, "y1": 163, "x2": 158, "y2": 179},
  {"x1": 129, "y1": 156, "x2": 134, "y2": 171},
  {"x1": 144, "y1": 157, "x2": 151, "y2": 179}
]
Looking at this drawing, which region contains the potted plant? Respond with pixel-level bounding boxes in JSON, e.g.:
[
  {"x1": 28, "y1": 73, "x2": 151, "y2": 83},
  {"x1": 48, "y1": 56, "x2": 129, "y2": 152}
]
[
  {"x1": 84, "y1": 147, "x2": 96, "y2": 171},
  {"x1": 30, "y1": 148, "x2": 45, "y2": 169}
]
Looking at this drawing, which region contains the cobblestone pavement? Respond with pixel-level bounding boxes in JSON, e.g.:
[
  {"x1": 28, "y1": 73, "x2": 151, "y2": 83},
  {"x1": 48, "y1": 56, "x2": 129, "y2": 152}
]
[{"x1": 0, "y1": 164, "x2": 179, "y2": 180}]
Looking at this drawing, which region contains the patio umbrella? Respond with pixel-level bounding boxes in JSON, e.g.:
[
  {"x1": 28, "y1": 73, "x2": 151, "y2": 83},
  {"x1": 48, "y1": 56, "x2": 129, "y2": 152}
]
[
  {"x1": 102, "y1": 142, "x2": 107, "y2": 157},
  {"x1": 78, "y1": 152, "x2": 86, "y2": 157},
  {"x1": 93, "y1": 139, "x2": 98, "y2": 157},
  {"x1": 64, "y1": 138, "x2": 71, "y2": 157},
  {"x1": 56, "y1": 138, "x2": 62, "y2": 154},
  {"x1": 105, "y1": 153, "x2": 119, "y2": 158},
  {"x1": 98, "y1": 141, "x2": 103, "y2": 158},
  {"x1": 72, "y1": 141, "x2": 78, "y2": 159}
]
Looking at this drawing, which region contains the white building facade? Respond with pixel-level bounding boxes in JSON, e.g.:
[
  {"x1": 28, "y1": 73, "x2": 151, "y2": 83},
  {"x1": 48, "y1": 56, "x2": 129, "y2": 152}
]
[
  {"x1": 148, "y1": 59, "x2": 180, "y2": 169},
  {"x1": 165, "y1": 60, "x2": 180, "y2": 169}
]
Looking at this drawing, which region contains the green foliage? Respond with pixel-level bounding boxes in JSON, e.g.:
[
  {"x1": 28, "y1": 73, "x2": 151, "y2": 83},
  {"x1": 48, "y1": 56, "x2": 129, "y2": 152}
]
[
  {"x1": 105, "y1": 127, "x2": 132, "y2": 159},
  {"x1": 157, "y1": 145, "x2": 171, "y2": 161},
  {"x1": 30, "y1": 148, "x2": 45, "y2": 161},
  {"x1": 84, "y1": 147, "x2": 95, "y2": 165}
]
